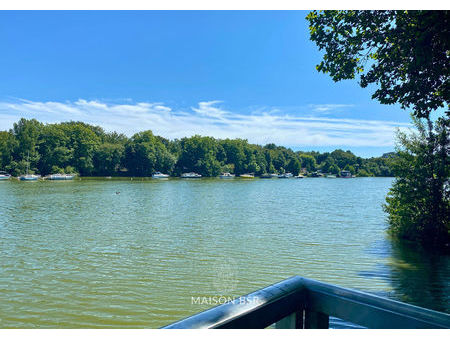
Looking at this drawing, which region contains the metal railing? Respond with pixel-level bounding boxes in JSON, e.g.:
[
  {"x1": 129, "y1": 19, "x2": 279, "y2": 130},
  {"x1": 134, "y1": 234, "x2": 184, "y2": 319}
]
[{"x1": 162, "y1": 275, "x2": 450, "y2": 329}]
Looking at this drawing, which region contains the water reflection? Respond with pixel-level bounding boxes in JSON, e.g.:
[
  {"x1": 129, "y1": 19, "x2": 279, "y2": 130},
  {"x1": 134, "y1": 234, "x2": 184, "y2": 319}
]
[{"x1": 387, "y1": 240, "x2": 450, "y2": 313}]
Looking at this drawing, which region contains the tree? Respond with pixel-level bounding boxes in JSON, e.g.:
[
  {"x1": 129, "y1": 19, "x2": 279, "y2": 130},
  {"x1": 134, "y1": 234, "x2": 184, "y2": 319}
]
[
  {"x1": 220, "y1": 139, "x2": 247, "y2": 174},
  {"x1": 123, "y1": 131, "x2": 167, "y2": 176},
  {"x1": 11, "y1": 118, "x2": 43, "y2": 173},
  {"x1": 0, "y1": 118, "x2": 398, "y2": 178},
  {"x1": 0, "y1": 131, "x2": 15, "y2": 170},
  {"x1": 298, "y1": 154, "x2": 316, "y2": 172},
  {"x1": 307, "y1": 10, "x2": 449, "y2": 252},
  {"x1": 62, "y1": 122, "x2": 100, "y2": 176},
  {"x1": 306, "y1": 10, "x2": 449, "y2": 119},
  {"x1": 38, "y1": 124, "x2": 72, "y2": 175},
  {"x1": 384, "y1": 117, "x2": 449, "y2": 252},
  {"x1": 94, "y1": 143, "x2": 124, "y2": 176},
  {"x1": 287, "y1": 158, "x2": 302, "y2": 176},
  {"x1": 177, "y1": 135, "x2": 222, "y2": 176}
]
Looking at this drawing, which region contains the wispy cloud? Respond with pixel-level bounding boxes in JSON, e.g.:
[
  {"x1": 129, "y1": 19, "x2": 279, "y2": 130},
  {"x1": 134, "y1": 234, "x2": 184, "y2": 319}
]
[
  {"x1": 309, "y1": 104, "x2": 355, "y2": 114},
  {"x1": 0, "y1": 99, "x2": 410, "y2": 148}
]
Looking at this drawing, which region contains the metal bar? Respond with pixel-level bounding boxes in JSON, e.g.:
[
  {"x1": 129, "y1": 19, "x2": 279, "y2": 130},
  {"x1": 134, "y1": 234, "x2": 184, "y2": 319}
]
[
  {"x1": 162, "y1": 276, "x2": 306, "y2": 329},
  {"x1": 301, "y1": 277, "x2": 450, "y2": 329},
  {"x1": 162, "y1": 275, "x2": 450, "y2": 329},
  {"x1": 304, "y1": 310, "x2": 329, "y2": 329},
  {"x1": 275, "y1": 310, "x2": 304, "y2": 329}
]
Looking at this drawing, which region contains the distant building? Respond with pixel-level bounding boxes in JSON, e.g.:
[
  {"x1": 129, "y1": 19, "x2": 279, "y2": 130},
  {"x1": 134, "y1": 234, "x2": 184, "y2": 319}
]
[{"x1": 340, "y1": 170, "x2": 352, "y2": 178}]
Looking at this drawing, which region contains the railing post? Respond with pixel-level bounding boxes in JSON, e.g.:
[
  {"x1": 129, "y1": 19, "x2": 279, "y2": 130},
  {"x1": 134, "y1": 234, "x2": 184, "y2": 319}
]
[
  {"x1": 304, "y1": 309, "x2": 329, "y2": 329},
  {"x1": 275, "y1": 310, "x2": 304, "y2": 329}
]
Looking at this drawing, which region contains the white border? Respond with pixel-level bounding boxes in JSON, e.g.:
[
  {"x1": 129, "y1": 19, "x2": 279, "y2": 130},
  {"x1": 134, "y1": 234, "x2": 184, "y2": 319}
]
[
  {"x1": 1, "y1": 328, "x2": 450, "y2": 337},
  {"x1": 0, "y1": 0, "x2": 446, "y2": 11},
  {"x1": 1, "y1": 3, "x2": 448, "y2": 337}
]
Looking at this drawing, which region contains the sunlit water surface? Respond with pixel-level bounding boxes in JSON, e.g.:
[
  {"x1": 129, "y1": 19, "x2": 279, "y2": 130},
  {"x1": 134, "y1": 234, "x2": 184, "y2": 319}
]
[{"x1": 0, "y1": 177, "x2": 448, "y2": 328}]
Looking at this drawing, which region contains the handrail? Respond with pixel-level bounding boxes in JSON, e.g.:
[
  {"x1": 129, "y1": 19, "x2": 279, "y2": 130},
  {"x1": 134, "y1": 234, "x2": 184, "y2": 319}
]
[{"x1": 162, "y1": 275, "x2": 450, "y2": 329}]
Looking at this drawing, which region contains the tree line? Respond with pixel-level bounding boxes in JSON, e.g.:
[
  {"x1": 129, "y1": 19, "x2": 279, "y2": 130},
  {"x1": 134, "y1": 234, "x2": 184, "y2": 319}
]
[{"x1": 0, "y1": 118, "x2": 394, "y2": 177}]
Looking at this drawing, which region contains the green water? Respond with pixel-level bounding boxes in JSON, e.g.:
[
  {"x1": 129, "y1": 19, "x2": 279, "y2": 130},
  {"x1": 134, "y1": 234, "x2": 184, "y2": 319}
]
[{"x1": 0, "y1": 178, "x2": 448, "y2": 328}]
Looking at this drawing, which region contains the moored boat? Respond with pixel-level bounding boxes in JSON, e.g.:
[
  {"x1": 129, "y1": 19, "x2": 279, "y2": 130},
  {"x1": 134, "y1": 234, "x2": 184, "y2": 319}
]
[
  {"x1": 278, "y1": 172, "x2": 293, "y2": 178},
  {"x1": 240, "y1": 173, "x2": 254, "y2": 179},
  {"x1": 295, "y1": 175, "x2": 305, "y2": 179},
  {"x1": 0, "y1": 171, "x2": 11, "y2": 181},
  {"x1": 339, "y1": 170, "x2": 353, "y2": 178},
  {"x1": 19, "y1": 152, "x2": 39, "y2": 181},
  {"x1": 260, "y1": 173, "x2": 273, "y2": 179},
  {"x1": 46, "y1": 173, "x2": 75, "y2": 180},
  {"x1": 152, "y1": 171, "x2": 170, "y2": 178},
  {"x1": 219, "y1": 172, "x2": 235, "y2": 179},
  {"x1": 181, "y1": 172, "x2": 202, "y2": 178},
  {"x1": 19, "y1": 174, "x2": 40, "y2": 181}
]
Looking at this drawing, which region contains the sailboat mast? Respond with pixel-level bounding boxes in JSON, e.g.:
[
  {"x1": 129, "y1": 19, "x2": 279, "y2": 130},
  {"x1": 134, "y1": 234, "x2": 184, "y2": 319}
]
[{"x1": 26, "y1": 151, "x2": 30, "y2": 176}]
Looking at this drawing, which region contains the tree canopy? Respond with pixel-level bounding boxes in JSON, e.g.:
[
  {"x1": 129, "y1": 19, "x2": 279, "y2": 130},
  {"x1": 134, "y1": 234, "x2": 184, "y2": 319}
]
[
  {"x1": 306, "y1": 10, "x2": 449, "y2": 118},
  {"x1": 0, "y1": 118, "x2": 394, "y2": 178},
  {"x1": 384, "y1": 117, "x2": 449, "y2": 252}
]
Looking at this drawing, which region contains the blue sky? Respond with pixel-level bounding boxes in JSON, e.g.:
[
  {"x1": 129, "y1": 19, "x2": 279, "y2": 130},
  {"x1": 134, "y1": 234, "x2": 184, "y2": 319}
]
[{"x1": 0, "y1": 11, "x2": 413, "y2": 157}]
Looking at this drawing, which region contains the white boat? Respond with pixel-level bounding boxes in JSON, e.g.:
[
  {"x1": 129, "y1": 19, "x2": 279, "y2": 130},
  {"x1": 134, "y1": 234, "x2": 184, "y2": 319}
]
[
  {"x1": 46, "y1": 173, "x2": 75, "y2": 180},
  {"x1": 152, "y1": 171, "x2": 169, "y2": 178},
  {"x1": 219, "y1": 172, "x2": 235, "y2": 179},
  {"x1": 19, "y1": 174, "x2": 40, "y2": 181},
  {"x1": 326, "y1": 174, "x2": 337, "y2": 178},
  {"x1": 19, "y1": 152, "x2": 40, "y2": 181},
  {"x1": 181, "y1": 172, "x2": 202, "y2": 178},
  {"x1": 240, "y1": 173, "x2": 254, "y2": 179},
  {"x1": 295, "y1": 175, "x2": 305, "y2": 179},
  {"x1": 270, "y1": 173, "x2": 279, "y2": 178},
  {"x1": 0, "y1": 171, "x2": 11, "y2": 181},
  {"x1": 278, "y1": 172, "x2": 293, "y2": 178},
  {"x1": 340, "y1": 170, "x2": 353, "y2": 178}
]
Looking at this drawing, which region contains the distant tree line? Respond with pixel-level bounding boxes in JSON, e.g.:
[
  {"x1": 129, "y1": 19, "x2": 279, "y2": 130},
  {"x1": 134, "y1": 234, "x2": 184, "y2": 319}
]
[{"x1": 0, "y1": 118, "x2": 394, "y2": 177}]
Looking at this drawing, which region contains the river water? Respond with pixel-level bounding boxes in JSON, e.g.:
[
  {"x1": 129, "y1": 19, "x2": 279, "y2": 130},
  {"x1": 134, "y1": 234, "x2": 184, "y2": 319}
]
[{"x1": 0, "y1": 177, "x2": 448, "y2": 328}]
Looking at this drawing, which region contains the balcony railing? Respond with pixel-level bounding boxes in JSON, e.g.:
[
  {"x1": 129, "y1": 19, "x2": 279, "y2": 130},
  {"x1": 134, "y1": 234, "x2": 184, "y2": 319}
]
[{"x1": 162, "y1": 275, "x2": 450, "y2": 329}]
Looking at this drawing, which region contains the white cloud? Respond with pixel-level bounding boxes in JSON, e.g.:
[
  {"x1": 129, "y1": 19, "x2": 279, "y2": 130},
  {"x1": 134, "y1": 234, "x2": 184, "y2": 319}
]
[
  {"x1": 0, "y1": 99, "x2": 410, "y2": 148},
  {"x1": 309, "y1": 104, "x2": 355, "y2": 114}
]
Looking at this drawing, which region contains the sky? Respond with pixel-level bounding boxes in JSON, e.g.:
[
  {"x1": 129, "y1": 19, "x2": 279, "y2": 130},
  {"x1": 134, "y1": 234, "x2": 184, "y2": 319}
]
[{"x1": 0, "y1": 11, "x2": 414, "y2": 157}]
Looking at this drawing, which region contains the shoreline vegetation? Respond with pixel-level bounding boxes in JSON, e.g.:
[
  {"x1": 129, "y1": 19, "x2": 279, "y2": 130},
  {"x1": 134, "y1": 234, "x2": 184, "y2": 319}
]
[
  {"x1": 306, "y1": 11, "x2": 449, "y2": 253},
  {"x1": 0, "y1": 118, "x2": 395, "y2": 178}
]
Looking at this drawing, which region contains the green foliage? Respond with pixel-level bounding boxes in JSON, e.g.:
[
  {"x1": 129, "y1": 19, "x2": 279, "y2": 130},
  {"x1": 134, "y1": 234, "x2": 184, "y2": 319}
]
[
  {"x1": 0, "y1": 119, "x2": 395, "y2": 178},
  {"x1": 384, "y1": 117, "x2": 450, "y2": 252},
  {"x1": 0, "y1": 131, "x2": 15, "y2": 169},
  {"x1": 11, "y1": 118, "x2": 43, "y2": 171},
  {"x1": 306, "y1": 10, "x2": 449, "y2": 119},
  {"x1": 176, "y1": 135, "x2": 222, "y2": 177},
  {"x1": 94, "y1": 143, "x2": 124, "y2": 176},
  {"x1": 123, "y1": 131, "x2": 174, "y2": 176},
  {"x1": 298, "y1": 154, "x2": 316, "y2": 172}
]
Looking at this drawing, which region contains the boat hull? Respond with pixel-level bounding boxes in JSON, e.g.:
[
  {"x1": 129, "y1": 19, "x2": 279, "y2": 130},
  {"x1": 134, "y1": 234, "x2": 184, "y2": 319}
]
[
  {"x1": 181, "y1": 172, "x2": 202, "y2": 178},
  {"x1": 20, "y1": 177, "x2": 39, "y2": 181},
  {"x1": 47, "y1": 176, "x2": 75, "y2": 180}
]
